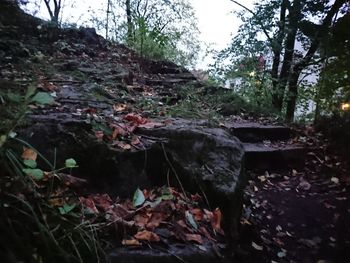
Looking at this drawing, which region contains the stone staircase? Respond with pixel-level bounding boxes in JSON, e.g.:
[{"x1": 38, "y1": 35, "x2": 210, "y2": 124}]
[{"x1": 225, "y1": 122, "x2": 308, "y2": 171}]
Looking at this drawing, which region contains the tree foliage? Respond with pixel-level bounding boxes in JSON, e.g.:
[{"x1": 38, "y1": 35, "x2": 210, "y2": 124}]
[
  {"x1": 213, "y1": 0, "x2": 348, "y2": 122},
  {"x1": 100, "y1": 0, "x2": 200, "y2": 67}
]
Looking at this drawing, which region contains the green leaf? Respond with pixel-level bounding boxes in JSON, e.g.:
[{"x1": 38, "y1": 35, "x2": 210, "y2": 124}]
[
  {"x1": 133, "y1": 188, "x2": 145, "y2": 207},
  {"x1": 161, "y1": 193, "x2": 174, "y2": 201},
  {"x1": 6, "y1": 92, "x2": 22, "y2": 103},
  {"x1": 65, "y1": 158, "x2": 77, "y2": 168},
  {"x1": 23, "y1": 159, "x2": 37, "y2": 168},
  {"x1": 0, "y1": 135, "x2": 6, "y2": 148},
  {"x1": 185, "y1": 211, "x2": 198, "y2": 230},
  {"x1": 31, "y1": 92, "x2": 54, "y2": 105},
  {"x1": 59, "y1": 204, "x2": 76, "y2": 215},
  {"x1": 22, "y1": 168, "x2": 44, "y2": 180},
  {"x1": 25, "y1": 85, "x2": 36, "y2": 100}
]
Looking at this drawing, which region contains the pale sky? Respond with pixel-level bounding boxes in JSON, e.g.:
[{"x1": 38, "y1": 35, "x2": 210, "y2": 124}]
[
  {"x1": 190, "y1": 0, "x2": 254, "y2": 67},
  {"x1": 25, "y1": 0, "x2": 255, "y2": 68}
]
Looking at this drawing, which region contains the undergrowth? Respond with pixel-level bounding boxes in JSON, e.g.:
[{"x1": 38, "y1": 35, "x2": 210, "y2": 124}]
[
  {"x1": 0, "y1": 83, "x2": 105, "y2": 262},
  {"x1": 166, "y1": 85, "x2": 279, "y2": 123}
]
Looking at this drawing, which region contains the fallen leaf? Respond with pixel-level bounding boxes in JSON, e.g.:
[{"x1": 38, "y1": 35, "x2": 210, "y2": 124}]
[
  {"x1": 191, "y1": 208, "x2": 204, "y2": 221},
  {"x1": 185, "y1": 211, "x2": 198, "y2": 230},
  {"x1": 277, "y1": 250, "x2": 287, "y2": 258},
  {"x1": 252, "y1": 241, "x2": 263, "y2": 251},
  {"x1": 138, "y1": 121, "x2": 164, "y2": 129},
  {"x1": 49, "y1": 198, "x2": 64, "y2": 207},
  {"x1": 131, "y1": 135, "x2": 141, "y2": 146},
  {"x1": 134, "y1": 230, "x2": 160, "y2": 242},
  {"x1": 124, "y1": 113, "x2": 147, "y2": 125},
  {"x1": 21, "y1": 148, "x2": 37, "y2": 161},
  {"x1": 146, "y1": 212, "x2": 164, "y2": 229},
  {"x1": 122, "y1": 239, "x2": 141, "y2": 246},
  {"x1": 113, "y1": 141, "x2": 132, "y2": 150},
  {"x1": 134, "y1": 213, "x2": 150, "y2": 228},
  {"x1": 113, "y1": 103, "x2": 127, "y2": 112},
  {"x1": 133, "y1": 188, "x2": 145, "y2": 207},
  {"x1": 92, "y1": 194, "x2": 113, "y2": 211},
  {"x1": 79, "y1": 197, "x2": 99, "y2": 214},
  {"x1": 331, "y1": 177, "x2": 339, "y2": 184},
  {"x1": 211, "y1": 208, "x2": 223, "y2": 234},
  {"x1": 59, "y1": 204, "x2": 76, "y2": 215},
  {"x1": 185, "y1": 234, "x2": 203, "y2": 244},
  {"x1": 122, "y1": 238, "x2": 141, "y2": 246}
]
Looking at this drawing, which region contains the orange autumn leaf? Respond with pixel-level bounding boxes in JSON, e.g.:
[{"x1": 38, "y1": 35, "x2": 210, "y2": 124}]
[
  {"x1": 21, "y1": 148, "x2": 37, "y2": 161},
  {"x1": 134, "y1": 230, "x2": 160, "y2": 242}
]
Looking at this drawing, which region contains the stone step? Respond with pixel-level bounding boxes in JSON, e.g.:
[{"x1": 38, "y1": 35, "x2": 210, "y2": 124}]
[
  {"x1": 243, "y1": 143, "x2": 308, "y2": 171},
  {"x1": 225, "y1": 122, "x2": 291, "y2": 143},
  {"x1": 108, "y1": 243, "x2": 222, "y2": 263}
]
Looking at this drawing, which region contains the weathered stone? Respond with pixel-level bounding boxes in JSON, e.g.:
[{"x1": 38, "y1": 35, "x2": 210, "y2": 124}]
[{"x1": 18, "y1": 118, "x2": 245, "y2": 240}]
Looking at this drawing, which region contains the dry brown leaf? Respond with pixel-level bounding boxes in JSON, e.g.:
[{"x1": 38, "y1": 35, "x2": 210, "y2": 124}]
[
  {"x1": 131, "y1": 135, "x2": 141, "y2": 146},
  {"x1": 124, "y1": 113, "x2": 147, "y2": 125},
  {"x1": 79, "y1": 197, "x2": 99, "y2": 214},
  {"x1": 185, "y1": 234, "x2": 203, "y2": 244},
  {"x1": 191, "y1": 208, "x2": 204, "y2": 221},
  {"x1": 134, "y1": 230, "x2": 160, "y2": 242},
  {"x1": 134, "y1": 213, "x2": 150, "y2": 228},
  {"x1": 203, "y1": 209, "x2": 213, "y2": 222},
  {"x1": 211, "y1": 208, "x2": 224, "y2": 234},
  {"x1": 122, "y1": 238, "x2": 141, "y2": 246},
  {"x1": 92, "y1": 194, "x2": 113, "y2": 211},
  {"x1": 113, "y1": 103, "x2": 127, "y2": 112},
  {"x1": 49, "y1": 198, "x2": 64, "y2": 207},
  {"x1": 146, "y1": 212, "x2": 164, "y2": 230},
  {"x1": 113, "y1": 141, "x2": 132, "y2": 150},
  {"x1": 138, "y1": 122, "x2": 164, "y2": 129},
  {"x1": 21, "y1": 148, "x2": 37, "y2": 161}
]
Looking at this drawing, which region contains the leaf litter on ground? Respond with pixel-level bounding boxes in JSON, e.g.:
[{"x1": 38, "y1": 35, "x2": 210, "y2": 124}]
[{"x1": 79, "y1": 186, "x2": 225, "y2": 246}]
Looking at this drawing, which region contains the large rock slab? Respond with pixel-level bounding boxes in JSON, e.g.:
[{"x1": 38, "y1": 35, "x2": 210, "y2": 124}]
[{"x1": 19, "y1": 118, "x2": 246, "y2": 240}]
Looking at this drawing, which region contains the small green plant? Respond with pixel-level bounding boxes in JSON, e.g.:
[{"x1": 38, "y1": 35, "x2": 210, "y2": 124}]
[{"x1": 0, "y1": 82, "x2": 104, "y2": 262}]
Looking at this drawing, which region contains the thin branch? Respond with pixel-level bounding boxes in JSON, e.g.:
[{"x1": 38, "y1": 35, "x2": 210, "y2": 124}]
[{"x1": 230, "y1": 0, "x2": 274, "y2": 46}]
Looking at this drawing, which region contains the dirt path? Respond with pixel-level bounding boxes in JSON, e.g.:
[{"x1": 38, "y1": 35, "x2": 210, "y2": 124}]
[{"x1": 237, "y1": 158, "x2": 350, "y2": 263}]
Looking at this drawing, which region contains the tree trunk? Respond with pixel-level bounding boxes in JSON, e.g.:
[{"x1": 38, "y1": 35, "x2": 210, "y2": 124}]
[
  {"x1": 275, "y1": 0, "x2": 302, "y2": 112},
  {"x1": 285, "y1": 0, "x2": 346, "y2": 122},
  {"x1": 106, "y1": 0, "x2": 111, "y2": 39},
  {"x1": 271, "y1": 0, "x2": 288, "y2": 110},
  {"x1": 43, "y1": 0, "x2": 61, "y2": 25},
  {"x1": 126, "y1": 0, "x2": 133, "y2": 44},
  {"x1": 285, "y1": 68, "x2": 301, "y2": 122}
]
